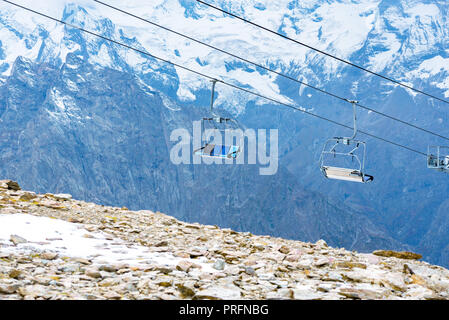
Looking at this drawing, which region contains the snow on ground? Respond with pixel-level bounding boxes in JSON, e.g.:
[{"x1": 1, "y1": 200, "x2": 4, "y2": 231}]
[{"x1": 0, "y1": 213, "x2": 218, "y2": 273}]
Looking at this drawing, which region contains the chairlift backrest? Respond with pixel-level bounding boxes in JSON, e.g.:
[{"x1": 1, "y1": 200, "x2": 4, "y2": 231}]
[
  {"x1": 194, "y1": 144, "x2": 240, "y2": 159},
  {"x1": 444, "y1": 156, "x2": 449, "y2": 167},
  {"x1": 427, "y1": 146, "x2": 449, "y2": 173}
]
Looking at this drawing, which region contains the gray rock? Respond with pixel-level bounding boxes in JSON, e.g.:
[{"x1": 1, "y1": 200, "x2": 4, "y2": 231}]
[
  {"x1": 19, "y1": 192, "x2": 37, "y2": 201},
  {"x1": 194, "y1": 285, "x2": 241, "y2": 300},
  {"x1": 266, "y1": 289, "x2": 294, "y2": 299},
  {"x1": 257, "y1": 273, "x2": 276, "y2": 281},
  {"x1": 85, "y1": 268, "x2": 102, "y2": 279},
  {"x1": 293, "y1": 289, "x2": 323, "y2": 300},
  {"x1": 10, "y1": 234, "x2": 28, "y2": 245},
  {"x1": 53, "y1": 194, "x2": 72, "y2": 201},
  {"x1": 99, "y1": 264, "x2": 118, "y2": 272},
  {"x1": 104, "y1": 292, "x2": 122, "y2": 300},
  {"x1": 73, "y1": 258, "x2": 92, "y2": 265},
  {"x1": 224, "y1": 266, "x2": 240, "y2": 276},
  {"x1": 6, "y1": 181, "x2": 21, "y2": 191},
  {"x1": 124, "y1": 283, "x2": 138, "y2": 292},
  {"x1": 7, "y1": 268, "x2": 21, "y2": 278},
  {"x1": 0, "y1": 284, "x2": 19, "y2": 294},
  {"x1": 41, "y1": 252, "x2": 58, "y2": 260},
  {"x1": 176, "y1": 260, "x2": 193, "y2": 272},
  {"x1": 245, "y1": 267, "x2": 256, "y2": 276},
  {"x1": 213, "y1": 259, "x2": 226, "y2": 271},
  {"x1": 176, "y1": 283, "x2": 195, "y2": 298},
  {"x1": 315, "y1": 240, "x2": 328, "y2": 248},
  {"x1": 314, "y1": 258, "x2": 330, "y2": 267},
  {"x1": 59, "y1": 265, "x2": 80, "y2": 273}
]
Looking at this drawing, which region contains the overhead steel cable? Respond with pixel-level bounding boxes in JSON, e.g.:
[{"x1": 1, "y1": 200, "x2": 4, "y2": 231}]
[
  {"x1": 195, "y1": 0, "x2": 449, "y2": 106},
  {"x1": 93, "y1": 0, "x2": 449, "y2": 143},
  {"x1": 2, "y1": 0, "x2": 427, "y2": 157}
]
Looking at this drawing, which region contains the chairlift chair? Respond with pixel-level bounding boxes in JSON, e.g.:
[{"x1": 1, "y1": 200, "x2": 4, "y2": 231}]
[
  {"x1": 194, "y1": 79, "x2": 241, "y2": 160},
  {"x1": 427, "y1": 146, "x2": 449, "y2": 173},
  {"x1": 319, "y1": 100, "x2": 374, "y2": 183}
]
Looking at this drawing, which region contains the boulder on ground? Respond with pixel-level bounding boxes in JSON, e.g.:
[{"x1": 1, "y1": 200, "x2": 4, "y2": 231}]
[{"x1": 373, "y1": 250, "x2": 422, "y2": 260}]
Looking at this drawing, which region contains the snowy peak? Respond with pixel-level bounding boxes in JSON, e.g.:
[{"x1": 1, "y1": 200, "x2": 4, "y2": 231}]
[
  {"x1": 1, "y1": 0, "x2": 449, "y2": 105},
  {"x1": 63, "y1": 3, "x2": 89, "y2": 23}
]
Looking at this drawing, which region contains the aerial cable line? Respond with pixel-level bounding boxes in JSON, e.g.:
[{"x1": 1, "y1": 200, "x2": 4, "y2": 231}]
[
  {"x1": 195, "y1": 0, "x2": 449, "y2": 107},
  {"x1": 93, "y1": 0, "x2": 449, "y2": 143},
  {"x1": 2, "y1": 0, "x2": 427, "y2": 157}
]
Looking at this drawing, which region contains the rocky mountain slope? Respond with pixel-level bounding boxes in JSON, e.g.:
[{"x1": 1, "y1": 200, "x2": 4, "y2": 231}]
[{"x1": 1, "y1": 180, "x2": 449, "y2": 300}]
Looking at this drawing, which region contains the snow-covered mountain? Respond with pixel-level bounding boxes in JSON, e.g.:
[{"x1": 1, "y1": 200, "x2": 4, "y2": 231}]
[
  {"x1": 3, "y1": 0, "x2": 449, "y2": 107},
  {"x1": 0, "y1": 0, "x2": 448, "y2": 266}
]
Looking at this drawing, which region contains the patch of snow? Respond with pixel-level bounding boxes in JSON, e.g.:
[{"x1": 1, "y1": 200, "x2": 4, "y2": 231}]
[
  {"x1": 436, "y1": 78, "x2": 449, "y2": 98},
  {"x1": 51, "y1": 88, "x2": 66, "y2": 111},
  {"x1": 159, "y1": 92, "x2": 181, "y2": 112},
  {"x1": 0, "y1": 213, "x2": 219, "y2": 273},
  {"x1": 88, "y1": 43, "x2": 113, "y2": 68},
  {"x1": 176, "y1": 83, "x2": 197, "y2": 102},
  {"x1": 65, "y1": 79, "x2": 79, "y2": 91},
  {"x1": 415, "y1": 56, "x2": 449, "y2": 77},
  {"x1": 136, "y1": 77, "x2": 155, "y2": 96},
  {"x1": 410, "y1": 55, "x2": 449, "y2": 97},
  {"x1": 404, "y1": 3, "x2": 440, "y2": 21}
]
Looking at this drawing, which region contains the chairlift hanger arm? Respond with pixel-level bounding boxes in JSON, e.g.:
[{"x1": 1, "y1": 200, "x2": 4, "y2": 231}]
[
  {"x1": 337, "y1": 99, "x2": 359, "y2": 141},
  {"x1": 210, "y1": 79, "x2": 218, "y2": 113},
  {"x1": 349, "y1": 100, "x2": 358, "y2": 140}
]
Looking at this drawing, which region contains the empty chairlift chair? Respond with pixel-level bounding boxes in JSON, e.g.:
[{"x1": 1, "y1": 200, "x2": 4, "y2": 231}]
[
  {"x1": 319, "y1": 100, "x2": 374, "y2": 183},
  {"x1": 194, "y1": 79, "x2": 241, "y2": 160},
  {"x1": 427, "y1": 146, "x2": 449, "y2": 173}
]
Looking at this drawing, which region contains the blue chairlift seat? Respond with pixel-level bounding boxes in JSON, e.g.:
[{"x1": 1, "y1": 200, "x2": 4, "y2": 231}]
[{"x1": 195, "y1": 144, "x2": 240, "y2": 159}]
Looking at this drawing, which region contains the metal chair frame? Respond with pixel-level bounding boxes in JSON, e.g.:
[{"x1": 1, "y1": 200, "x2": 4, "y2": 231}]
[
  {"x1": 319, "y1": 100, "x2": 373, "y2": 183},
  {"x1": 194, "y1": 79, "x2": 241, "y2": 160}
]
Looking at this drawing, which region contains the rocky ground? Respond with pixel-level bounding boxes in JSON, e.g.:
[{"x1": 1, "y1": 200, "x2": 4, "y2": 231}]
[{"x1": 0, "y1": 180, "x2": 448, "y2": 300}]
